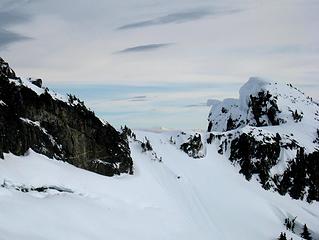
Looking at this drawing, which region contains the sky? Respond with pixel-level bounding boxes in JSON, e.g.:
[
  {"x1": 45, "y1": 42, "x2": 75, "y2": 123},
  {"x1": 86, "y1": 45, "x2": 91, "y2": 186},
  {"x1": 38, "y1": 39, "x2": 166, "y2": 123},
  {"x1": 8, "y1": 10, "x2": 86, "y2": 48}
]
[{"x1": 0, "y1": 0, "x2": 318, "y2": 129}]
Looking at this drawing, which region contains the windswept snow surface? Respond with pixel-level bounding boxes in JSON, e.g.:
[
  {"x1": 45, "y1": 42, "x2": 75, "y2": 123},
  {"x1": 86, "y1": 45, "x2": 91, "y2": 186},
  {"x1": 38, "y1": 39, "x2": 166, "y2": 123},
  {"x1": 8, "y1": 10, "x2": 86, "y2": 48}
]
[{"x1": 0, "y1": 131, "x2": 318, "y2": 240}]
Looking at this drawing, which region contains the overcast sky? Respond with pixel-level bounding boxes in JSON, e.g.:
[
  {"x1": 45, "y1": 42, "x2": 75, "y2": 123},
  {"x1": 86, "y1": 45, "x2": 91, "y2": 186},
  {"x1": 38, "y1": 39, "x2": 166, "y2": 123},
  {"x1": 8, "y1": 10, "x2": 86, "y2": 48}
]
[{"x1": 1, "y1": 0, "x2": 318, "y2": 129}]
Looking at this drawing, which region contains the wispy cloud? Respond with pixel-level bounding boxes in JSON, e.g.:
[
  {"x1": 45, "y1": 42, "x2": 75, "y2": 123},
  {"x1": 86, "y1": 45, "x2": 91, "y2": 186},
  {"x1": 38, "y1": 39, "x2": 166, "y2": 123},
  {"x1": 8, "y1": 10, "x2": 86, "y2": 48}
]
[
  {"x1": 117, "y1": 8, "x2": 239, "y2": 30},
  {"x1": 129, "y1": 95, "x2": 148, "y2": 102},
  {"x1": 184, "y1": 103, "x2": 207, "y2": 108},
  {"x1": 116, "y1": 43, "x2": 173, "y2": 53},
  {"x1": 0, "y1": 10, "x2": 30, "y2": 27},
  {"x1": 111, "y1": 95, "x2": 148, "y2": 102},
  {"x1": 0, "y1": 28, "x2": 30, "y2": 48},
  {"x1": 0, "y1": 9, "x2": 32, "y2": 48}
]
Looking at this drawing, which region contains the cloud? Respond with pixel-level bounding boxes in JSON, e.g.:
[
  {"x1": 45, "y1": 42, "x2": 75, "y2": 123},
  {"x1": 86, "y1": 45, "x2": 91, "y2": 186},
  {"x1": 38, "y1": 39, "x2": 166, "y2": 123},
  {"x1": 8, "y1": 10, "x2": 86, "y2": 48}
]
[
  {"x1": 0, "y1": 9, "x2": 32, "y2": 48},
  {"x1": 116, "y1": 43, "x2": 172, "y2": 53},
  {"x1": 184, "y1": 103, "x2": 207, "y2": 108},
  {"x1": 117, "y1": 8, "x2": 239, "y2": 30},
  {"x1": 111, "y1": 95, "x2": 148, "y2": 102},
  {"x1": 129, "y1": 95, "x2": 148, "y2": 102},
  {"x1": 0, "y1": 10, "x2": 30, "y2": 27},
  {"x1": 0, "y1": 28, "x2": 30, "y2": 48}
]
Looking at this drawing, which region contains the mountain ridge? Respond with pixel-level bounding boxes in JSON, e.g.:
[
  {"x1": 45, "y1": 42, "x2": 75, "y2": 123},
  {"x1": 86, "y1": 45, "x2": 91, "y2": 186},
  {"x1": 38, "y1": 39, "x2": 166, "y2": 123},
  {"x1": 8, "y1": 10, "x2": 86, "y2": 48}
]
[{"x1": 0, "y1": 57, "x2": 133, "y2": 177}]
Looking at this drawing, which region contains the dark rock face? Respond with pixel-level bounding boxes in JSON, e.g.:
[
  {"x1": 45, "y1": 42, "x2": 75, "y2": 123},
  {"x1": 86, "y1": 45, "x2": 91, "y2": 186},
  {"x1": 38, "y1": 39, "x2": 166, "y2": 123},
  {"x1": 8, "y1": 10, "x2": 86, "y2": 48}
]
[
  {"x1": 207, "y1": 128, "x2": 319, "y2": 202},
  {"x1": 229, "y1": 132, "x2": 281, "y2": 188},
  {"x1": 0, "y1": 57, "x2": 133, "y2": 177},
  {"x1": 226, "y1": 117, "x2": 237, "y2": 131},
  {"x1": 248, "y1": 91, "x2": 282, "y2": 127},
  {"x1": 180, "y1": 133, "x2": 204, "y2": 158},
  {"x1": 29, "y1": 78, "x2": 42, "y2": 88},
  {"x1": 0, "y1": 57, "x2": 17, "y2": 79},
  {"x1": 275, "y1": 149, "x2": 319, "y2": 202}
]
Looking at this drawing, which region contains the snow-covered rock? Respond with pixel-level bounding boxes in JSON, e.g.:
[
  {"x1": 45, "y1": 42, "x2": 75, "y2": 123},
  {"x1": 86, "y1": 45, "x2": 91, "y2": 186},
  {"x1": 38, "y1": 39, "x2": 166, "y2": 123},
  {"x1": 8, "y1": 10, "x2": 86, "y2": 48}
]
[
  {"x1": 0, "y1": 57, "x2": 17, "y2": 79},
  {"x1": 207, "y1": 77, "x2": 319, "y2": 202},
  {"x1": 207, "y1": 77, "x2": 317, "y2": 132}
]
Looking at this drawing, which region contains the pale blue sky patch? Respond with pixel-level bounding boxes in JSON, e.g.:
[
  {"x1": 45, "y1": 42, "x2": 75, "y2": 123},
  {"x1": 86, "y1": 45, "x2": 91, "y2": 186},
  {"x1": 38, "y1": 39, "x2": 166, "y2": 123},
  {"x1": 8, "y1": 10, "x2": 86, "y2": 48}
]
[{"x1": 49, "y1": 82, "x2": 240, "y2": 129}]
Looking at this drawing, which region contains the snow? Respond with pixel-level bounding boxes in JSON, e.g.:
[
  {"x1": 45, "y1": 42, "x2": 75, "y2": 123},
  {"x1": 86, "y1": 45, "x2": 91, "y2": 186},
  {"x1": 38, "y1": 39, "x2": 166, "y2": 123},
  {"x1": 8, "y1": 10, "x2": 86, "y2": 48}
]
[
  {"x1": 0, "y1": 136, "x2": 318, "y2": 240},
  {"x1": 9, "y1": 77, "x2": 68, "y2": 102},
  {"x1": 20, "y1": 118, "x2": 42, "y2": 128},
  {"x1": 207, "y1": 98, "x2": 242, "y2": 132},
  {"x1": 1, "y1": 77, "x2": 318, "y2": 239}
]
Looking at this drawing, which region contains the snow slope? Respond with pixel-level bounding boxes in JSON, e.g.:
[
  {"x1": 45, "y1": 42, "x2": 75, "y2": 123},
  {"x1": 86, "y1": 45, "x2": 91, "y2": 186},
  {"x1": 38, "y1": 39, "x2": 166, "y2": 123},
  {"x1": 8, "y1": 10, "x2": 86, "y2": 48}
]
[{"x1": 0, "y1": 131, "x2": 318, "y2": 240}]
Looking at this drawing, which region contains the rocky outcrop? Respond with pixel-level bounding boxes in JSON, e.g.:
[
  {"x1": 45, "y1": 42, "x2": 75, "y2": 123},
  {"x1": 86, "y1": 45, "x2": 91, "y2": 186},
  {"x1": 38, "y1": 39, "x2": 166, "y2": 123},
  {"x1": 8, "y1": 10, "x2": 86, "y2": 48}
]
[
  {"x1": 0, "y1": 57, "x2": 17, "y2": 79},
  {"x1": 206, "y1": 78, "x2": 319, "y2": 202},
  {"x1": 207, "y1": 126, "x2": 319, "y2": 202},
  {"x1": 0, "y1": 57, "x2": 133, "y2": 176},
  {"x1": 206, "y1": 77, "x2": 312, "y2": 132},
  {"x1": 168, "y1": 131, "x2": 206, "y2": 159},
  {"x1": 276, "y1": 149, "x2": 319, "y2": 202},
  {"x1": 229, "y1": 131, "x2": 281, "y2": 187},
  {"x1": 180, "y1": 133, "x2": 205, "y2": 158}
]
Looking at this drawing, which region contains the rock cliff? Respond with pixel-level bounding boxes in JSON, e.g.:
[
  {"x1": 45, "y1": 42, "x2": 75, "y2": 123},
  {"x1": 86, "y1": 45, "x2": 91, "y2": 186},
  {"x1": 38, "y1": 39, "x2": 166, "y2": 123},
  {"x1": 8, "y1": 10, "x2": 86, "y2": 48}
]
[{"x1": 0, "y1": 57, "x2": 133, "y2": 176}]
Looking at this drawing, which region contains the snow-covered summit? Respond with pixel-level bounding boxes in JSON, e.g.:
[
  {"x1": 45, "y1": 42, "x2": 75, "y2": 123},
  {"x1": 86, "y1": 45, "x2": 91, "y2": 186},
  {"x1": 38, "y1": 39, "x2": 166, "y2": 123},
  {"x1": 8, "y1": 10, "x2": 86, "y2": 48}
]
[
  {"x1": 205, "y1": 77, "x2": 319, "y2": 202},
  {"x1": 239, "y1": 77, "x2": 270, "y2": 112},
  {"x1": 207, "y1": 77, "x2": 318, "y2": 132}
]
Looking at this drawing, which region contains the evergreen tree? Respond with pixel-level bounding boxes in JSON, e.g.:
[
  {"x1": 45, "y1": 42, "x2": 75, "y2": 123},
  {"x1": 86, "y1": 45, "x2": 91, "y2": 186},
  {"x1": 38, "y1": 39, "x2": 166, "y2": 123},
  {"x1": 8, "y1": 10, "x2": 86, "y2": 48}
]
[
  {"x1": 145, "y1": 137, "x2": 153, "y2": 151},
  {"x1": 291, "y1": 217, "x2": 296, "y2": 233},
  {"x1": 278, "y1": 232, "x2": 287, "y2": 240},
  {"x1": 141, "y1": 137, "x2": 153, "y2": 152},
  {"x1": 284, "y1": 218, "x2": 291, "y2": 230},
  {"x1": 288, "y1": 148, "x2": 306, "y2": 200},
  {"x1": 300, "y1": 224, "x2": 312, "y2": 240}
]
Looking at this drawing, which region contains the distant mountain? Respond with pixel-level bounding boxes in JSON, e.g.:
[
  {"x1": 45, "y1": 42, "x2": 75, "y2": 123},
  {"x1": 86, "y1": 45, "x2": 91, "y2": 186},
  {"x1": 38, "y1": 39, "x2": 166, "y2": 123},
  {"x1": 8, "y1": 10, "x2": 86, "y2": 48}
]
[{"x1": 0, "y1": 57, "x2": 133, "y2": 176}]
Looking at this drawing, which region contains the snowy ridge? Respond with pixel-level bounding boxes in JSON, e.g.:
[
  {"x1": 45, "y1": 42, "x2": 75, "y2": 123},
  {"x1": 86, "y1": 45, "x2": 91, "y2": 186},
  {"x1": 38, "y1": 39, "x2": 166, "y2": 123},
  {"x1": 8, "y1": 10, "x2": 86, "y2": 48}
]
[
  {"x1": 206, "y1": 77, "x2": 319, "y2": 203},
  {"x1": 7, "y1": 77, "x2": 109, "y2": 127},
  {"x1": 207, "y1": 77, "x2": 318, "y2": 132},
  {"x1": 207, "y1": 77, "x2": 319, "y2": 153},
  {"x1": 8, "y1": 77, "x2": 68, "y2": 103}
]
